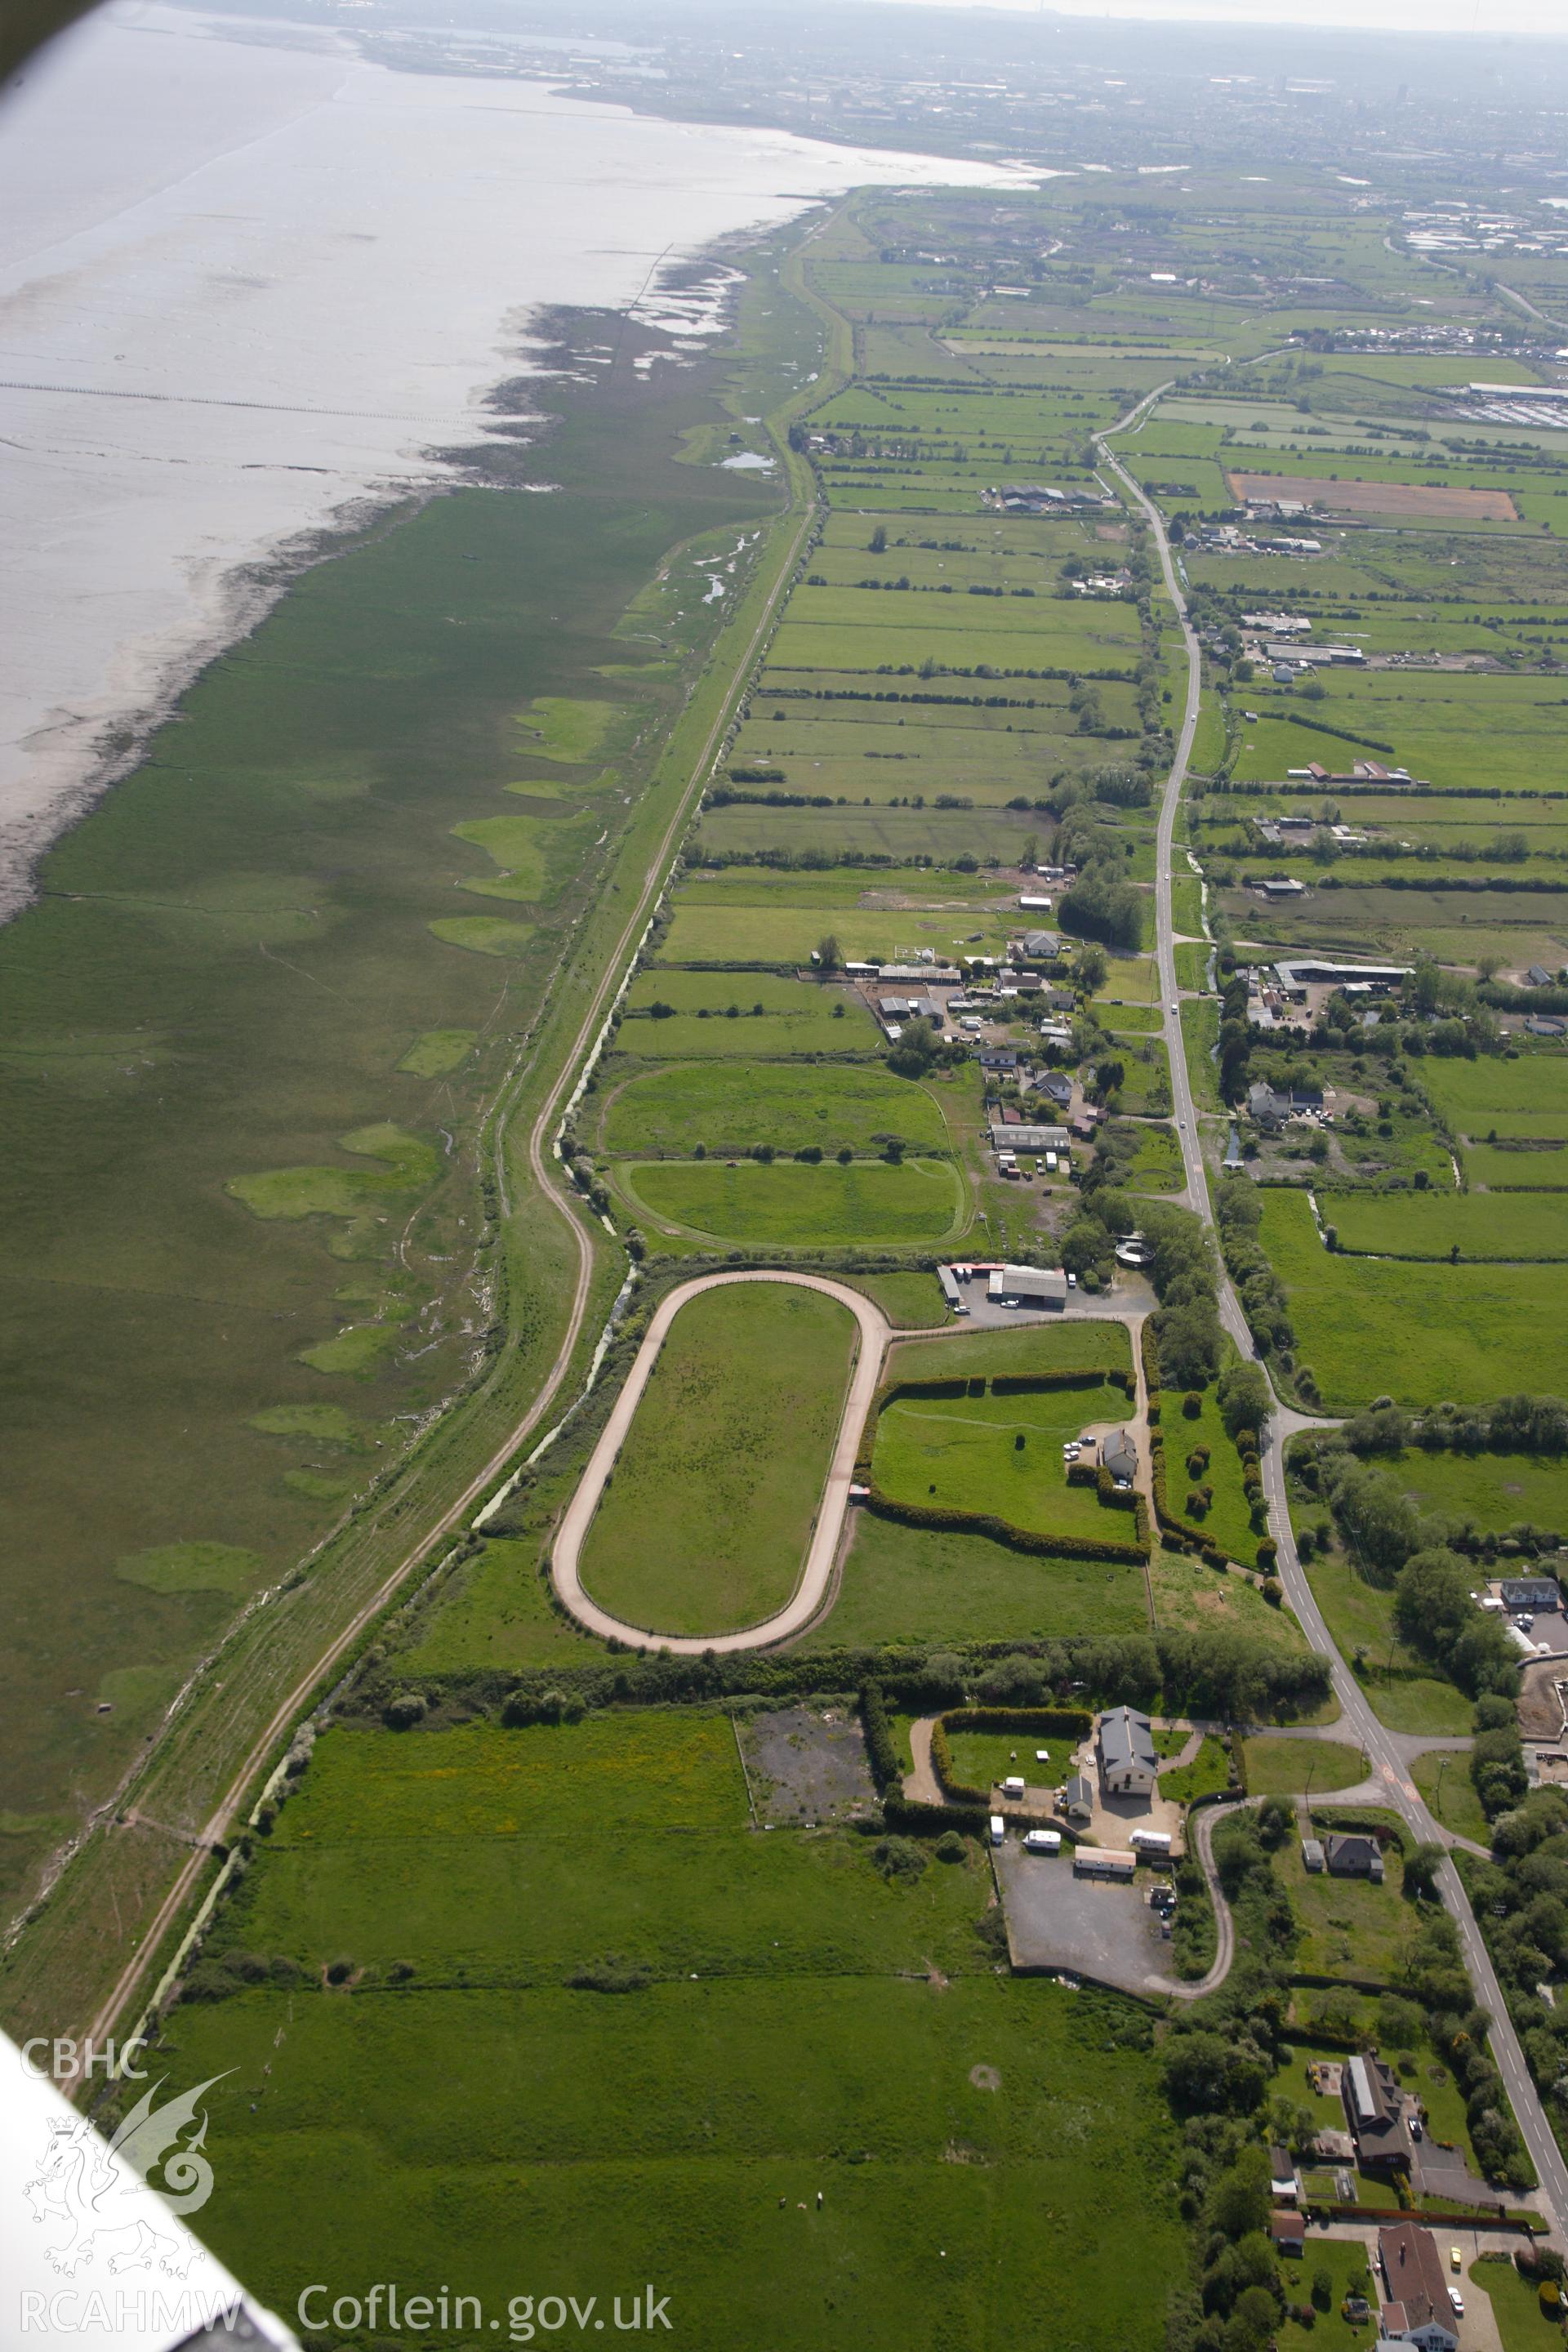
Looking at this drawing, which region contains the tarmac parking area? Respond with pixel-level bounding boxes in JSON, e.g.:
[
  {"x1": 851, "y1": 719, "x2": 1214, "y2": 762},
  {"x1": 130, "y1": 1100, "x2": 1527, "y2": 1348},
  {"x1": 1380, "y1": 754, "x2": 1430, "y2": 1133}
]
[{"x1": 995, "y1": 1841, "x2": 1179, "y2": 1996}]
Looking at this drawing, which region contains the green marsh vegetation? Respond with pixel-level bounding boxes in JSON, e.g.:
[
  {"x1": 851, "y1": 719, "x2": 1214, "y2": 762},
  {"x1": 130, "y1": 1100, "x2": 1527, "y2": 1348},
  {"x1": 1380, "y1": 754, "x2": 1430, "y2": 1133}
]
[{"x1": 0, "y1": 287, "x2": 796, "y2": 1945}]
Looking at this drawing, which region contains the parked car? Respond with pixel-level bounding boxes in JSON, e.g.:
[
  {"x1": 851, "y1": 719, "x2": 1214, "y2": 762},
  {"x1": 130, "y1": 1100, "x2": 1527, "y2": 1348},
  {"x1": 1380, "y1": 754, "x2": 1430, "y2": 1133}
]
[{"x1": 1449, "y1": 2290, "x2": 1464, "y2": 2318}]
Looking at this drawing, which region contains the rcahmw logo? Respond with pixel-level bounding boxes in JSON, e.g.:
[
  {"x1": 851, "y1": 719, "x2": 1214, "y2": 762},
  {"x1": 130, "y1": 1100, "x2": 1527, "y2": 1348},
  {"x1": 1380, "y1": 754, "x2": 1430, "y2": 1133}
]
[{"x1": 23, "y1": 2073, "x2": 231, "y2": 2279}]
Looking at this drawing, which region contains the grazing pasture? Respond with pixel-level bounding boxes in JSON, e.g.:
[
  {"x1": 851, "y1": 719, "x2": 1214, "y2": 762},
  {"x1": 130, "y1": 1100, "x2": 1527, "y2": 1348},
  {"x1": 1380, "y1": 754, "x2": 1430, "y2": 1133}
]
[
  {"x1": 596, "y1": 1062, "x2": 949, "y2": 1159},
  {"x1": 620, "y1": 971, "x2": 880, "y2": 1056},
  {"x1": 146, "y1": 1711, "x2": 1181, "y2": 2351},
  {"x1": 1258, "y1": 1189, "x2": 1568, "y2": 1406},
  {"x1": 872, "y1": 1380, "x2": 1134, "y2": 1543},
  {"x1": 617, "y1": 1155, "x2": 966, "y2": 1248},
  {"x1": 1324, "y1": 1191, "x2": 1568, "y2": 1261},
  {"x1": 807, "y1": 1511, "x2": 1151, "y2": 1647}
]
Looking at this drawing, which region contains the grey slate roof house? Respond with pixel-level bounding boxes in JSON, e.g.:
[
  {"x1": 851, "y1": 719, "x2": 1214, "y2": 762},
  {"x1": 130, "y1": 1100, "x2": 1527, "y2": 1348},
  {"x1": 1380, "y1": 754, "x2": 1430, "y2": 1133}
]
[
  {"x1": 1098, "y1": 1705, "x2": 1157, "y2": 1797},
  {"x1": 1102, "y1": 1429, "x2": 1138, "y2": 1486},
  {"x1": 1325, "y1": 1832, "x2": 1384, "y2": 1882}
]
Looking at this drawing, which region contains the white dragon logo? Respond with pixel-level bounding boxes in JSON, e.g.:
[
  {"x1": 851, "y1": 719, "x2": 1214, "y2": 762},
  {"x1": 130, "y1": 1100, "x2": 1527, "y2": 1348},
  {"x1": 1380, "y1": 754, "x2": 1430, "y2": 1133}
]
[{"x1": 24, "y1": 2073, "x2": 231, "y2": 2279}]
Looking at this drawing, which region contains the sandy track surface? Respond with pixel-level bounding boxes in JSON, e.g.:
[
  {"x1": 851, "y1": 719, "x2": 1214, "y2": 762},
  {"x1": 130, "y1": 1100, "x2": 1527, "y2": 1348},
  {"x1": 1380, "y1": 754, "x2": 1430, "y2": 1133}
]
[{"x1": 552, "y1": 1270, "x2": 890, "y2": 1652}]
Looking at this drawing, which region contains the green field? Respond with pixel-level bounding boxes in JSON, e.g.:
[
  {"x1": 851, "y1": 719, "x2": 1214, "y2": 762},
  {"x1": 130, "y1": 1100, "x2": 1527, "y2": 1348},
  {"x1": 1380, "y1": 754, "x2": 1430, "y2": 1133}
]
[
  {"x1": 873, "y1": 1381, "x2": 1138, "y2": 1543},
  {"x1": 1258, "y1": 1189, "x2": 1568, "y2": 1407},
  {"x1": 598, "y1": 1062, "x2": 950, "y2": 1158},
  {"x1": 145, "y1": 1711, "x2": 1183, "y2": 2351},
  {"x1": 1162, "y1": 1386, "x2": 1262, "y2": 1568},
  {"x1": 657, "y1": 900, "x2": 1011, "y2": 967},
  {"x1": 1276, "y1": 1824, "x2": 1414, "y2": 1984},
  {"x1": 618, "y1": 1156, "x2": 966, "y2": 1247},
  {"x1": 1149, "y1": 1550, "x2": 1309, "y2": 1655},
  {"x1": 1240, "y1": 1737, "x2": 1367, "y2": 1797},
  {"x1": 580, "y1": 1283, "x2": 856, "y2": 1637},
  {"x1": 1413, "y1": 1750, "x2": 1491, "y2": 1846},
  {"x1": 1395, "y1": 1447, "x2": 1568, "y2": 1535},
  {"x1": 884, "y1": 1321, "x2": 1132, "y2": 1387},
  {"x1": 619, "y1": 971, "x2": 880, "y2": 1056},
  {"x1": 1325, "y1": 1192, "x2": 1568, "y2": 1263},
  {"x1": 808, "y1": 1512, "x2": 1151, "y2": 1649}
]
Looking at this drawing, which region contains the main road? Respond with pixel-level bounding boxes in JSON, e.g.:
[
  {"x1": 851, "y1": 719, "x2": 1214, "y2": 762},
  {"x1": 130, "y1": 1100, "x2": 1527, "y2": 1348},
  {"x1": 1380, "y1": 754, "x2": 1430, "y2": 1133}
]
[{"x1": 1098, "y1": 403, "x2": 1568, "y2": 2239}]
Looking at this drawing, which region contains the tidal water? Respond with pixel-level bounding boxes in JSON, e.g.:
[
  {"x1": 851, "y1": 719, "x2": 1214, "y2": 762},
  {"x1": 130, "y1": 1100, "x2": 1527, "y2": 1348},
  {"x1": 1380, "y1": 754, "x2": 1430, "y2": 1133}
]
[{"x1": 0, "y1": 2, "x2": 1018, "y2": 912}]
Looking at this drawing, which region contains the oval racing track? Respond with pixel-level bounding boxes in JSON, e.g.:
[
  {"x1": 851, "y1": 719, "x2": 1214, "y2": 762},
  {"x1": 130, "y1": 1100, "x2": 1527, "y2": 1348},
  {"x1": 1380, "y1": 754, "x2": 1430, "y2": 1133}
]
[{"x1": 552, "y1": 1269, "x2": 891, "y2": 1653}]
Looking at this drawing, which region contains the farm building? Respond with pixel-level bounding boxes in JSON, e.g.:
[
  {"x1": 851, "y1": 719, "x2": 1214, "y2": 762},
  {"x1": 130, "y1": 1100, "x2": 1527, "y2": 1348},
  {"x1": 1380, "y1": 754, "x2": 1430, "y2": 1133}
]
[
  {"x1": 1273, "y1": 957, "x2": 1409, "y2": 993},
  {"x1": 987, "y1": 1263, "x2": 1068, "y2": 1310},
  {"x1": 1258, "y1": 875, "x2": 1308, "y2": 897},
  {"x1": 1098, "y1": 1705, "x2": 1157, "y2": 1796},
  {"x1": 1325, "y1": 1833, "x2": 1384, "y2": 1882},
  {"x1": 1377, "y1": 2225, "x2": 1458, "y2": 2352},
  {"x1": 987, "y1": 1123, "x2": 1069, "y2": 1154},
  {"x1": 1062, "y1": 1774, "x2": 1095, "y2": 1823}
]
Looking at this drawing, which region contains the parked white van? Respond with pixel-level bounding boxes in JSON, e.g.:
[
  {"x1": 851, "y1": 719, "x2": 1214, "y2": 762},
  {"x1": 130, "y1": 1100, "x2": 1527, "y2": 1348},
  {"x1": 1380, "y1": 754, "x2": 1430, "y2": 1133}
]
[{"x1": 988, "y1": 1814, "x2": 1005, "y2": 1847}]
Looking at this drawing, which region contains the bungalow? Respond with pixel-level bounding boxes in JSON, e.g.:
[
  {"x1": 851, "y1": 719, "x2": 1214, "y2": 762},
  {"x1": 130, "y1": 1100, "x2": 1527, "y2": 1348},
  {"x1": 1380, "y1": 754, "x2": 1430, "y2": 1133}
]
[
  {"x1": 1039, "y1": 1071, "x2": 1073, "y2": 1109},
  {"x1": 1377, "y1": 2224, "x2": 1458, "y2": 2352},
  {"x1": 979, "y1": 1049, "x2": 1019, "y2": 1076},
  {"x1": 1062, "y1": 1773, "x2": 1095, "y2": 1823},
  {"x1": 1269, "y1": 2212, "x2": 1307, "y2": 2256},
  {"x1": 1102, "y1": 1430, "x2": 1138, "y2": 1488},
  {"x1": 1269, "y1": 2147, "x2": 1300, "y2": 2205},
  {"x1": 1020, "y1": 928, "x2": 1062, "y2": 960},
  {"x1": 1098, "y1": 1704, "x2": 1157, "y2": 1797},
  {"x1": 1325, "y1": 1833, "x2": 1384, "y2": 1882}
]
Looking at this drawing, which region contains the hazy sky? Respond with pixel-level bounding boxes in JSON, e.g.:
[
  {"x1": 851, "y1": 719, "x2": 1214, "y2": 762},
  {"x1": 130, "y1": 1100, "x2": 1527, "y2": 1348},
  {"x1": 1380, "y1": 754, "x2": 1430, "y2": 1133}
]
[{"x1": 871, "y1": 0, "x2": 1563, "y2": 36}]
